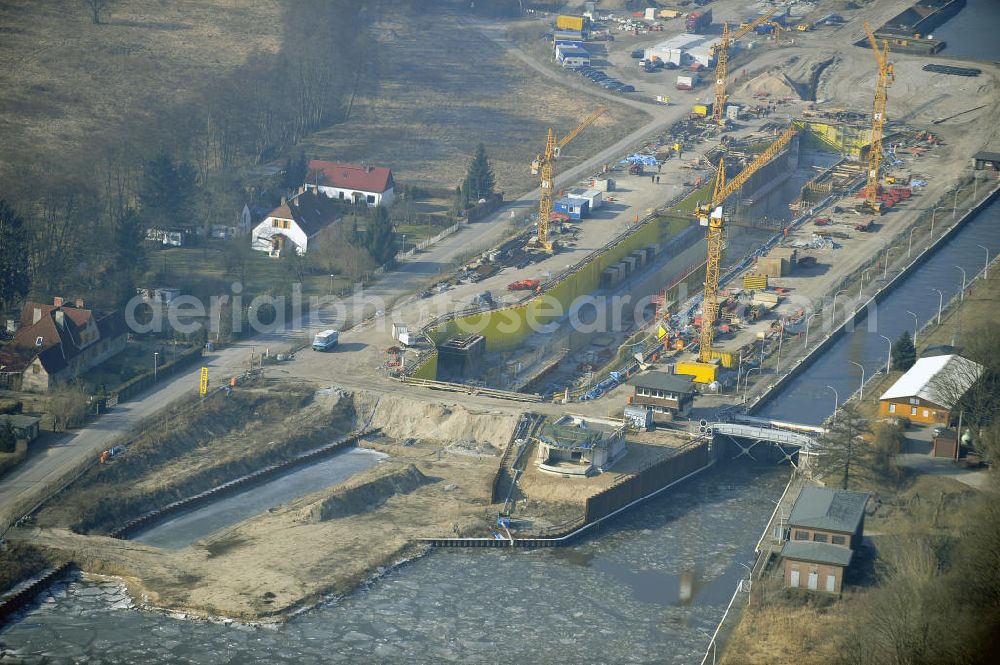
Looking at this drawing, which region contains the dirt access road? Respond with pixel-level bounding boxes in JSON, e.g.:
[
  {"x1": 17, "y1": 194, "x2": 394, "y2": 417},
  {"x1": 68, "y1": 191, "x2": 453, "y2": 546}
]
[{"x1": 0, "y1": 22, "x2": 695, "y2": 537}]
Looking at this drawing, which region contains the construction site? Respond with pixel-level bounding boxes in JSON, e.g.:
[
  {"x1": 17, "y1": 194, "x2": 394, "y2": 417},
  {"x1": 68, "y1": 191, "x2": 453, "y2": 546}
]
[{"x1": 1, "y1": 0, "x2": 999, "y2": 661}]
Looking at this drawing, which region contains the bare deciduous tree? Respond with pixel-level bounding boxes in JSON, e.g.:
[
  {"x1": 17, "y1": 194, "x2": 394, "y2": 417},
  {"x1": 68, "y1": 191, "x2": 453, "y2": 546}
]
[{"x1": 82, "y1": 0, "x2": 113, "y2": 24}]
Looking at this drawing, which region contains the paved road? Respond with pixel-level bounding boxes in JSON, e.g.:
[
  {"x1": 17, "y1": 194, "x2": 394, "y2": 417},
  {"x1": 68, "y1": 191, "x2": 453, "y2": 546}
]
[{"x1": 0, "y1": 35, "x2": 699, "y2": 536}]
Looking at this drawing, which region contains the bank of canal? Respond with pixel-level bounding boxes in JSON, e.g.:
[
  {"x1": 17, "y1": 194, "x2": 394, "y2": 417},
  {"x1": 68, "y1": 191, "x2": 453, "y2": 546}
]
[{"x1": 0, "y1": 463, "x2": 787, "y2": 664}]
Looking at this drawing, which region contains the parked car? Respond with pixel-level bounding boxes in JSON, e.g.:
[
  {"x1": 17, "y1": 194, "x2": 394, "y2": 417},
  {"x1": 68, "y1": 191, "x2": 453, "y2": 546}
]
[
  {"x1": 630, "y1": 48, "x2": 644, "y2": 58},
  {"x1": 663, "y1": 61, "x2": 679, "y2": 70},
  {"x1": 619, "y1": 84, "x2": 636, "y2": 92},
  {"x1": 601, "y1": 80, "x2": 621, "y2": 89}
]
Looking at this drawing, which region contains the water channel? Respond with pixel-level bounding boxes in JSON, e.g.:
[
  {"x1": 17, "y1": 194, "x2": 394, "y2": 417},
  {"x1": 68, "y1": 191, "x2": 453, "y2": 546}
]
[
  {"x1": 131, "y1": 448, "x2": 387, "y2": 549},
  {"x1": 1, "y1": 463, "x2": 786, "y2": 664},
  {"x1": 757, "y1": 193, "x2": 1000, "y2": 425},
  {"x1": 929, "y1": 0, "x2": 1000, "y2": 62}
]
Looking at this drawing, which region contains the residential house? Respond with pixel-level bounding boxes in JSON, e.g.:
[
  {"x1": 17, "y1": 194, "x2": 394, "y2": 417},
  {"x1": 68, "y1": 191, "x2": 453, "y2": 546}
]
[
  {"x1": 306, "y1": 159, "x2": 394, "y2": 207},
  {"x1": 535, "y1": 416, "x2": 627, "y2": 476},
  {"x1": 0, "y1": 298, "x2": 127, "y2": 393},
  {"x1": 251, "y1": 188, "x2": 343, "y2": 257},
  {"x1": 627, "y1": 371, "x2": 695, "y2": 422},
  {"x1": 780, "y1": 486, "x2": 870, "y2": 594},
  {"x1": 878, "y1": 354, "x2": 984, "y2": 425}
]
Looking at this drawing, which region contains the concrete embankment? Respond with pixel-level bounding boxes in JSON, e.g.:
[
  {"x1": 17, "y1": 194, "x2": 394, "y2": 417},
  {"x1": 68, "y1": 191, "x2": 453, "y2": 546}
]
[
  {"x1": 427, "y1": 437, "x2": 715, "y2": 548},
  {"x1": 749, "y1": 183, "x2": 1000, "y2": 416},
  {"x1": 0, "y1": 564, "x2": 72, "y2": 626}
]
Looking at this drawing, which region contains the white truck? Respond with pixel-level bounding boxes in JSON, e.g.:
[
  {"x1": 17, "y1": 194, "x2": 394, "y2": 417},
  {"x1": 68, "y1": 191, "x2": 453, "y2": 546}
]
[{"x1": 312, "y1": 329, "x2": 339, "y2": 351}]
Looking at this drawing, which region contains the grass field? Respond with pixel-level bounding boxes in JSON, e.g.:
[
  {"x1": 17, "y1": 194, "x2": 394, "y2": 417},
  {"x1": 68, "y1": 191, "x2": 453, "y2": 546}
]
[
  {"x1": 0, "y1": 0, "x2": 282, "y2": 182},
  {"x1": 302, "y1": 9, "x2": 649, "y2": 197}
]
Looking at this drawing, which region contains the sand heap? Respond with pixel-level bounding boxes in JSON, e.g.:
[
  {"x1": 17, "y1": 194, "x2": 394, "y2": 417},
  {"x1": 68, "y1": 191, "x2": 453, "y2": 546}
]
[{"x1": 736, "y1": 70, "x2": 801, "y2": 100}]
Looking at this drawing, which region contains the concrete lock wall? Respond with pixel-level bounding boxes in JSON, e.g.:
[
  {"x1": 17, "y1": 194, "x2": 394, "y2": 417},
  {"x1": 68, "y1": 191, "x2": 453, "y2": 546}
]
[
  {"x1": 409, "y1": 351, "x2": 439, "y2": 380},
  {"x1": 795, "y1": 120, "x2": 869, "y2": 158},
  {"x1": 428, "y1": 218, "x2": 668, "y2": 353},
  {"x1": 584, "y1": 442, "x2": 711, "y2": 522}
]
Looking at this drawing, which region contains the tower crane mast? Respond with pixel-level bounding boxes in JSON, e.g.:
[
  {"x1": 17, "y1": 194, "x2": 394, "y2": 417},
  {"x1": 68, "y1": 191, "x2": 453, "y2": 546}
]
[
  {"x1": 712, "y1": 8, "x2": 778, "y2": 125},
  {"x1": 531, "y1": 106, "x2": 606, "y2": 252},
  {"x1": 863, "y1": 22, "x2": 894, "y2": 213},
  {"x1": 692, "y1": 125, "x2": 798, "y2": 371}
]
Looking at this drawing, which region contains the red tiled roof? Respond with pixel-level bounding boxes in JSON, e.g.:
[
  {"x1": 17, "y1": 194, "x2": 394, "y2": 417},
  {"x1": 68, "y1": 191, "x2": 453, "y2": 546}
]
[
  {"x1": 5, "y1": 301, "x2": 125, "y2": 375},
  {"x1": 307, "y1": 160, "x2": 393, "y2": 194}
]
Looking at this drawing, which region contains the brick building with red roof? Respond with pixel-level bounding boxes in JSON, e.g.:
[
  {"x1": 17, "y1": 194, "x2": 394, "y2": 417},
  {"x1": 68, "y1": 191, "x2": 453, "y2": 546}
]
[{"x1": 0, "y1": 297, "x2": 127, "y2": 392}]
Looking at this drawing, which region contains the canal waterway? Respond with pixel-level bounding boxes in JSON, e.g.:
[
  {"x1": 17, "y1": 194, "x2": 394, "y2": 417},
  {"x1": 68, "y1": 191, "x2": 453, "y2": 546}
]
[
  {"x1": 757, "y1": 193, "x2": 1000, "y2": 425},
  {"x1": 0, "y1": 463, "x2": 786, "y2": 664},
  {"x1": 131, "y1": 447, "x2": 387, "y2": 549},
  {"x1": 930, "y1": 0, "x2": 1000, "y2": 61}
]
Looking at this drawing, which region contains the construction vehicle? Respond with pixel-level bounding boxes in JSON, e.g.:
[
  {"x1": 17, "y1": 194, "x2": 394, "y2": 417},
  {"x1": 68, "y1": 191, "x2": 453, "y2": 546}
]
[
  {"x1": 796, "y1": 22, "x2": 814, "y2": 31},
  {"x1": 529, "y1": 106, "x2": 606, "y2": 252},
  {"x1": 675, "y1": 125, "x2": 799, "y2": 384},
  {"x1": 507, "y1": 279, "x2": 541, "y2": 292},
  {"x1": 685, "y1": 8, "x2": 712, "y2": 34},
  {"x1": 862, "y1": 22, "x2": 894, "y2": 214},
  {"x1": 711, "y1": 8, "x2": 777, "y2": 125}
]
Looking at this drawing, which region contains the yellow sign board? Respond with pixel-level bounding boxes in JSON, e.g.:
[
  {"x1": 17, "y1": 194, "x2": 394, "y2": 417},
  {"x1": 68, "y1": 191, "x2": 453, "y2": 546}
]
[
  {"x1": 199, "y1": 367, "x2": 209, "y2": 396},
  {"x1": 657, "y1": 325, "x2": 668, "y2": 340}
]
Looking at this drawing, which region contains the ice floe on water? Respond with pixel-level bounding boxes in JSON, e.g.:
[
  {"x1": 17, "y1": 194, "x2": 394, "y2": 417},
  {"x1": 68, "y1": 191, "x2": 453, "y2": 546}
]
[{"x1": 0, "y1": 464, "x2": 788, "y2": 664}]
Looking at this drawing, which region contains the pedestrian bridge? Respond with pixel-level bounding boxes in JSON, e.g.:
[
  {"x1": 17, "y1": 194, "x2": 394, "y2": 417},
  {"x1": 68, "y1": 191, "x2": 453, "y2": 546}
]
[{"x1": 706, "y1": 415, "x2": 825, "y2": 467}]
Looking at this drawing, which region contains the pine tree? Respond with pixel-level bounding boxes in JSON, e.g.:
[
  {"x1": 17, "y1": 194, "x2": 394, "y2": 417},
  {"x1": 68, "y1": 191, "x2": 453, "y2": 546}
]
[
  {"x1": 110, "y1": 207, "x2": 147, "y2": 306},
  {"x1": 365, "y1": 206, "x2": 395, "y2": 266},
  {"x1": 139, "y1": 151, "x2": 199, "y2": 231},
  {"x1": 282, "y1": 150, "x2": 308, "y2": 190},
  {"x1": 464, "y1": 143, "x2": 496, "y2": 202},
  {"x1": 0, "y1": 200, "x2": 30, "y2": 316},
  {"x1": 892, "y1": 331, "x2": 917, "y2": 371}
]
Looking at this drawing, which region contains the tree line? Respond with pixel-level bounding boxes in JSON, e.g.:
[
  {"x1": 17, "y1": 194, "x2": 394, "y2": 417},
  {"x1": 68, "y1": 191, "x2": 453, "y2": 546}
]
[{"x1": 0, "y1": 0, "x2": 379, "y2": 313}]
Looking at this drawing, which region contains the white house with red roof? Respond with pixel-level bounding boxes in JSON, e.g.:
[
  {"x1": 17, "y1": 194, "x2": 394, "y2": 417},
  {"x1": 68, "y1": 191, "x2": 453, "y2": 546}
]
[
  {"x1": 306, "y1": 159, "x2": 395, "y2": 207},
  {"x1": 251, "y1": 188, "x2": 343, "y2": 257}
]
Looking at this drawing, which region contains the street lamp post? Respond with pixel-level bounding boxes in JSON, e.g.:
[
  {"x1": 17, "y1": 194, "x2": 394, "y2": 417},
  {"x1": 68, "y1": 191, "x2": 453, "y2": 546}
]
[
  {"x1": 849, "y1": 360, "x2": 865, "y2": 400},
  {"x1": 804, "y1": 313, "x2": 818, "y2": 348},
  {"x1": 736, "y1": 350, "x2": 744, "y2": 397},
  {"x1": 908, "y1": 227, "x2": 917, "y2": 258},
  {"x1": 906, "y1": 310, "x2": 919, "y2": 345},
  {"x1": 859, "y1": 268, "x2": 874, "y2": 299},
  {"x1": 153, "y1": 351, "x2": 159, "y2": 382},
  {"x1": 329, "y1": 274, "x2": 335, "y2": 295},
  {"x1": 879, "y1": 334, "x2": 892, "y2": 374},
  {"x1": 883, "y1": 248, "x2": 894, "y2": 280},
  {"x1": 776, "y1": 319, "x2": 784, "y2": 373},
  {"x1": 831, "y1": 289, "x2": 849, "y2": 317},
  {"x1": 976, "y1": 244, "x2": 989, "y2": 280},
  {"x1": 743, "y1": 367, "x2": 762, "y2": 403},
  {"x1": 955, "y1": 265, "x2": 967, "y2": 301},
  {"x1": 930, "y1": 288, "x2": 943, "y2": 325},
  {"x1": 825, "y1": 385, "x2": 839, "y2": 424}
]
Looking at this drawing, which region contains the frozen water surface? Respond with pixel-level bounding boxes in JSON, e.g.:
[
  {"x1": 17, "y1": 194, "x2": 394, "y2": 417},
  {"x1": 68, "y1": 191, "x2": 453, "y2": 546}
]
[{"x1": 0, "y1": 464, "x2": 787, "y2": 664}]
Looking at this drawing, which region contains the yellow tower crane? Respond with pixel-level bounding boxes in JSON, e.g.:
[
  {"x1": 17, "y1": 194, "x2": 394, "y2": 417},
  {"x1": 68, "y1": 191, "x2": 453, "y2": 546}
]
[
  {"x1": 712, "y1": 8, "x2": 778, "y2": 125},
  {"x1": 863, "y1": 22, "x2": 894, "y2": 213},
  {"x1": 530, "y1": 106, "x2": 607, "y2": 252},
  {"x1": 674, "y1": 125, "x2": 798, "y2": 384}
]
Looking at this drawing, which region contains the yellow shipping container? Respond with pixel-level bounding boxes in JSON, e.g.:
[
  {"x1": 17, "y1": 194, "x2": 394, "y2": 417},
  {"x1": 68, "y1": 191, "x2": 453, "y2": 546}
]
[
  {"x1": 659, "y1": 9, "x2": 682, "y2": 19},
  {"x1": 556, "y1": 15, "x2": 585, "y2": 31},
  {"x1": 692, "y1": 104, "x2": 709, "y2": 117},
  {"x1": 675, "y1": 360, "x2": 718, "y2": 384}
]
